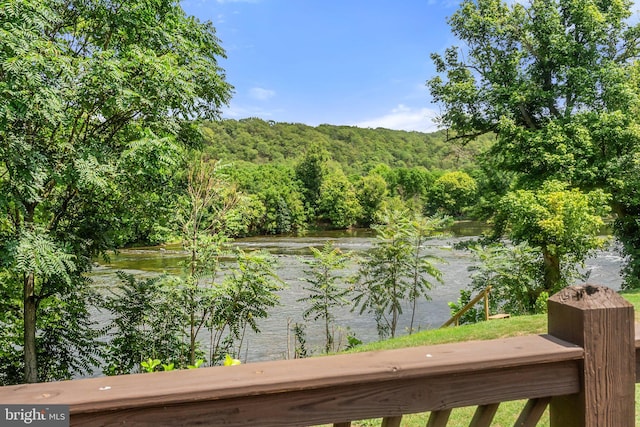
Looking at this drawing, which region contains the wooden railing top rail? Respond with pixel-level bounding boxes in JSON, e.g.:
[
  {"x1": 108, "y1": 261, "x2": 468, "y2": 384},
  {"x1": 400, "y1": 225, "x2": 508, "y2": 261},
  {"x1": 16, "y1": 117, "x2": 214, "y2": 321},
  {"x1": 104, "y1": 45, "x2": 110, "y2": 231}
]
[
  {"x1": 0, "y1": 285, "x2": 635, "y2": 426},
  {"x1": 0, "y1": 335, "x2": 582, "y2": 426}
]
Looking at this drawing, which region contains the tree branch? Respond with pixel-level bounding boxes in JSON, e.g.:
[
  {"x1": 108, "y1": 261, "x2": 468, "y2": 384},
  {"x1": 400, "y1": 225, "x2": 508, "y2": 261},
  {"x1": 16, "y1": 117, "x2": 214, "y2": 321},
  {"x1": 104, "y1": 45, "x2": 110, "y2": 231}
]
[
  {"x1": 444, "y1": 126, "x2": 497, "y2": 144},
  {"x1": 48, "y1": 186, "x2": 78, "y2": 232},
  {"x1": 518, "y1": 104, "x2": 538, "y2": 129}
]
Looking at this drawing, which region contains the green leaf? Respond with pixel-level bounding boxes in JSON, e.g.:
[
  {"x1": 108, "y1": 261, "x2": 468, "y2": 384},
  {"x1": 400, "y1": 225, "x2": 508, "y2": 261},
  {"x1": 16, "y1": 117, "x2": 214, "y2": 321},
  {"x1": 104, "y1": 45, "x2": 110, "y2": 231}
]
[{"x1": 223, "y1": 354, "x2": 241, "y2": 366}]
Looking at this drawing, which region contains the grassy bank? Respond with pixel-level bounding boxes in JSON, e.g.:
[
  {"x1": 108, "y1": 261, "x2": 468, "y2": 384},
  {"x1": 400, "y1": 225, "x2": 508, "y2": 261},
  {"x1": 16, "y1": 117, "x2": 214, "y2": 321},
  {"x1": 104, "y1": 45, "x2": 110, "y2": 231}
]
[{"x1": 335, "y1": 290, "x2": 640, "y2": 427}]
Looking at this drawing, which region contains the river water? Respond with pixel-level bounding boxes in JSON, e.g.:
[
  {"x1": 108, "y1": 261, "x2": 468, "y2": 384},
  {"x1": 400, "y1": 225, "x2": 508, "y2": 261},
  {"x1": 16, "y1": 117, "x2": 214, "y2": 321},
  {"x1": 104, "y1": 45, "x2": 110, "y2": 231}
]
[{"x1": 91, "y1": 222, "x2": 624, "y2": 362}]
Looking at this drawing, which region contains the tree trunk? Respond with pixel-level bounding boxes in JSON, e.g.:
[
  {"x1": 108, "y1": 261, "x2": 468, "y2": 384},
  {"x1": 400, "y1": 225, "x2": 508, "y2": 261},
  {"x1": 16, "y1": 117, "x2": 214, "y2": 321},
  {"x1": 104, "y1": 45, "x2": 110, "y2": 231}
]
[
  {"x1": 189, "y1": 237, "x2": 197, "y2": 366},
  {"x1": 543, "y1": 249, "x2": 561, "y2": 293},
  {"x1": 324, "y1": 311, "x2": 331, "y2": 355},
  {"x1": 408, "y1": 287, "x2": 418, "y2": 335},
  {"x1": 409, "y1": 242, "x2": 421, "y2": 335},
  {"x1": 390, "y1": 278, "x2": 398, "y2": 339},
  {"x1": 24, "y1": 272, "x2": 38, "y2": 383},
  {"x1": 190, "y1": 311, "x2": 196, "y2": 366}
]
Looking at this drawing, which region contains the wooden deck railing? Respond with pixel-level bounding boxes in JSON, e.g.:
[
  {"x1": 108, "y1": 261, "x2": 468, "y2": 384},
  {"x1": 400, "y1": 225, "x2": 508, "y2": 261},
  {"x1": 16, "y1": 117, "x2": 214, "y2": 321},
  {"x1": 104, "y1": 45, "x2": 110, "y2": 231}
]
[{"x1": 0, "y1": 284, "x2": 636, "y2": 426}]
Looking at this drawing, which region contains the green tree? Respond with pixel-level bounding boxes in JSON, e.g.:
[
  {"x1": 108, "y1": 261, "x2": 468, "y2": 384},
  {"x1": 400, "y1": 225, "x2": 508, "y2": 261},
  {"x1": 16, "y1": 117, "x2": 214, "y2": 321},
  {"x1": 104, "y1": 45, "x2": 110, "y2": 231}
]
[
  {"x1": 115, "y1": 134, "x2": 187, "y2": 245},
  {"x1": 103, "y1": 250, "x2": 283, "y2": 372},
  {"x1": 352, "y1": 209, "x2": 444, "y2": 338},
  {"x1": 496, "y1": 181, "x2": 610, "y2": 292},
  {"x1": 0, "y1": 269, "x2": 22, "y2": 384},
  {"x1": 449, "y1": 242, "x2": 546, "y2": 326},
  {"x1": 102, "y1": 273, "x2": 190, "y2": 375},
  {"x1": 317, "y1": 169, "x2": 362, "y2": 229},
  {"x1": 0, "y1": 0, "x2": 231, "y2": 383},
  {"x1": 407, "y1": 214, "x2": 450, "y2": 334},
  {"x1": 295, "y1": 144, "x2": 329, "y2": 211},
  {"x1": 353, "y1": 210, "x2": 412, "y2": 338},
  {"x1": 175, "y1": 159, "x2": 237, "y2": 366},
  {"x1": 356, "y1": 173, "x2": 388, "y2": 227},
  {"x1": 208, "y1": 250, "x2": 283, "y2": 364},
  {"x1": 298, "y1": 241, "x2": 351, "y2": 354},
  {"x1": 425, "y1": 171, "x2": 478, "y2": 217},
  {"x1": 201, "y1": 119, "x2": 490, "y2": 174},
  {"x1": 230, "y1": 163, "x2": 306, "y2": 235},
  {"x1": 471, "y1": 243, "x2": 546, "y2": 317},
  {"x1": 466, "y1": 166, "x2": 514, "y2": 220},
  {"x1": 391, "y1": 167, "x2": 434, "y2": 201},
  {"x1": 428, "y1": 0, "x2": 640, "y2": 285}
]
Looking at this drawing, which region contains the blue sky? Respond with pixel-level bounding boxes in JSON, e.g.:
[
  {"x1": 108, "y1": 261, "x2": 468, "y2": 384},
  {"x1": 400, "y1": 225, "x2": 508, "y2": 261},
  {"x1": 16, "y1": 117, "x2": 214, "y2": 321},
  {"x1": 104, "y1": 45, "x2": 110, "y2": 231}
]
[{"x1": 181, "y1": 0, "x2": 461, "y2": 133}]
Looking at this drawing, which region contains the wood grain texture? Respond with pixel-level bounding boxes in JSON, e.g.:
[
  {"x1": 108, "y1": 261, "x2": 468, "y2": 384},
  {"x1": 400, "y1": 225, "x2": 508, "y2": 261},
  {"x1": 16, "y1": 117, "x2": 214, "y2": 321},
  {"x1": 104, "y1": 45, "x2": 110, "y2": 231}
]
[
  {"x1": 469, "y1": 403, "x2": 499, "y2": 427},
  {"x1": 0, "y1": 335, "x2": 582, "y2": 406},
  {"x1": 548, "y1": 285, "x2": 635, "y2": 427},
  {"x1": 426, "y1": 408, "x2": 451, "y2": 427},
  {"x1": 515, "y1": 398, "x2": 550, "y2": 427},
  {"x1": 62, "y1": 361, "x2": 579, "y2": 426},
  {"x1": 3, "y1": 286, "x2": 639, "y2": 426},
  {"x1": 0, "y1": 335, "x2": 582, "y2": 427},
  {"x1": 380, "y1": 416, "x2": 402, "y2": 427}
]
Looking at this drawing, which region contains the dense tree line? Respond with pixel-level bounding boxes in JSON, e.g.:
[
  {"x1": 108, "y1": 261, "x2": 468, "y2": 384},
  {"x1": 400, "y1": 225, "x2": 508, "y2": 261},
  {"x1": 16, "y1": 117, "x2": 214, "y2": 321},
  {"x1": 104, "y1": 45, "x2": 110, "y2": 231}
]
[
  {"x1": 219, "y1": 159, "x2": 480, "y2": 237},
  {"x1": 0, "y1": 0, "x2": 232, "y2": 383},
  {"x1": 200, "y1": 118, "x2": 493, "y2": 174},
  {"x1": 4, "y1": 0, "x2": 640, "y2": 385},
  {"x1": 432, "y1": 0, "x2": 640, "y2": 319},
  {"x1": 0, "y1": 0, "x2": 461, "y2": 385}
]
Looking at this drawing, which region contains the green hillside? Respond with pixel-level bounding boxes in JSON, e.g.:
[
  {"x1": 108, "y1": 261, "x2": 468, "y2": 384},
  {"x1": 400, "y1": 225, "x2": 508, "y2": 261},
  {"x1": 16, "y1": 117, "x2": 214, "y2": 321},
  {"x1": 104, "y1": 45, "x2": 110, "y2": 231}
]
[{"x1": 200, "y1": 118, "x2": 494, "y2": 173}]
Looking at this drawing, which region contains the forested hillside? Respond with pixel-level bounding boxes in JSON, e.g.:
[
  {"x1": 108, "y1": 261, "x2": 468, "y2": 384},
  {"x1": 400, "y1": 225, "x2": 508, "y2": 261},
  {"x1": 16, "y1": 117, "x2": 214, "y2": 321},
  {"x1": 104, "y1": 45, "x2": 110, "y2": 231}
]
[
  {"x1": 200, "y1": 118, "x2": 494, "y2": 173},
  {"x1": 5, "y1": 0, "x2": 640, "y2": 387}
]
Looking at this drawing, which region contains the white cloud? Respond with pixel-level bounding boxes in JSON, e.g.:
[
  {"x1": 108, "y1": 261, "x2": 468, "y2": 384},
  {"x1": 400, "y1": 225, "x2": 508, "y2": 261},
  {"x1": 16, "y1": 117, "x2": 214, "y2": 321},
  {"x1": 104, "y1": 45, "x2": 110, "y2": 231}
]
[
  {"x1": 222, "y1": 104, "x2": 282, "y2": 119},
  {"x1": 353, "y1": 104, "x2": 439, "y2": 133},
  {"x1": 249, "y1": 87, "x2": 276, "y2": 101}
]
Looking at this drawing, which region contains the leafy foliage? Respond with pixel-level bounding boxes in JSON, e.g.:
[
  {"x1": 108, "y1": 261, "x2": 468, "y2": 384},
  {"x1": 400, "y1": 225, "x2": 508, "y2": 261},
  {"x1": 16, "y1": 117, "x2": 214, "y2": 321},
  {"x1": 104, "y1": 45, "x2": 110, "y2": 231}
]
[
  {"x1": 317, "y1": 169, "x2": 362, "y2": 229},
  {"x1": 13, "y1": 228, "x2": 76, "y2": 285},
  {"x1": 0, "y1": 275, "x2": 21, "y2": 384},
  {"x1": 496, "y1": 180, "x2": 610, "y2": 291},
  {"x1": 356, "y1": 173, "x2": 388, "y2": 227},
  {"x1": 102, "y1": 273, "x2": 191, "y2": 375},
  {"x1": 295, "y1": 144, "x2": 330, "y2": 212},
  {"x1": 208, "y1": 250, "x2": 283, "y2": 364},
  {"x1": 230, "y1": 162, "x2": 306, "y2": 234},
  {"x1": 201, "y1": 118, "x2": 493, "y2": 175},
  {"x1": 0, "y1": 0, "x2": 232, "y2": 382},
  {"x1": 406, "y1": 214, "x2": 451, "y2": 333},
  {"x1": 298, "y1": 241, "x2": 351, "y2": 354},
  {"x1": 425, "y1": 171, "x2": 478, "y2": 217},
  {"x1": 463, "y1": 243, "x2": 545, "y2": 324},
  {"x1": 429, "y1": 0, "x2": 640, "y2": 286},
  {"x1": 103, "y1": 248, "x2": 283, "y2": 373},
  {"x1": 352, "y1": 209, "x2": 446, "y2": 338},
  {"x1": 195, "y1": 118, "x2": 495, "y2": 233}
]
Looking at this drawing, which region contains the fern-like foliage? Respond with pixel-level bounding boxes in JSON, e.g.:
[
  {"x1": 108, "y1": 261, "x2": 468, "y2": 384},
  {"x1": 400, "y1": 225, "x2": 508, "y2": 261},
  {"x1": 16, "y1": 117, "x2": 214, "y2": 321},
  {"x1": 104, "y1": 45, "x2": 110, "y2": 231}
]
[{"x1": 13, "y1": 227, "x2": 76, "y2": 286}]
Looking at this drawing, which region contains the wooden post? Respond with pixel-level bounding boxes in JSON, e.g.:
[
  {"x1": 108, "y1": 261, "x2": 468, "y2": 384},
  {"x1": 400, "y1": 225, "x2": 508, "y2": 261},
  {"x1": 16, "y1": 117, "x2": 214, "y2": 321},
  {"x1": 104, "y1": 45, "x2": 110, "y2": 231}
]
[
  {"x1": 547, "y1": 285, "x2": 635, "y2": 427},
  {"x1": 484, "y1": 291, "x2": 489, "y2": 321}
]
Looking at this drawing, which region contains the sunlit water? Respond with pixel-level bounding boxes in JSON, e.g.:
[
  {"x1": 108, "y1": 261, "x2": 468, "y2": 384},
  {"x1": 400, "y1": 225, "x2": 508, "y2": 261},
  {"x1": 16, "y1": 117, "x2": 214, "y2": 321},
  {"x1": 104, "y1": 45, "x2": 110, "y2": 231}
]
[{"x1": 90, "y1": 222, "x2": 624, "y2": 363}]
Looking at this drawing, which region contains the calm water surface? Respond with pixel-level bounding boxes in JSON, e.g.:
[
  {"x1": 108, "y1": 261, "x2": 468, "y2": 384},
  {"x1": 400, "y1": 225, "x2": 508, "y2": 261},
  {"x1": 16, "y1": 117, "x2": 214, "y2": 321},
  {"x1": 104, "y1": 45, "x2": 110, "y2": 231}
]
[{"x1": 91, "y1": 222, "x2": 624, "y2": 362}]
